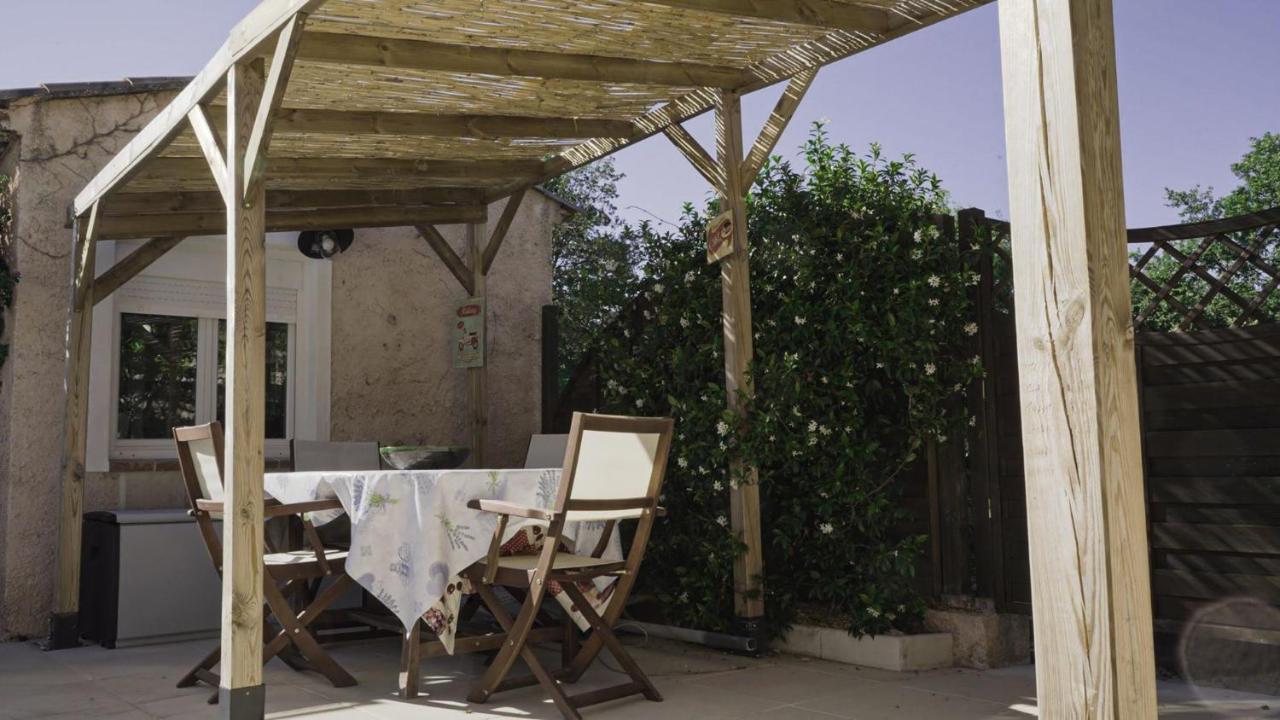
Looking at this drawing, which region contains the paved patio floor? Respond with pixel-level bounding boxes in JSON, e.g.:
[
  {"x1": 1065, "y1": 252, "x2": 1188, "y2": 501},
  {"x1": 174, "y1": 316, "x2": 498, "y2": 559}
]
[{"x1": 1, "y1": 634, "x2": 1276, "y2": 719}]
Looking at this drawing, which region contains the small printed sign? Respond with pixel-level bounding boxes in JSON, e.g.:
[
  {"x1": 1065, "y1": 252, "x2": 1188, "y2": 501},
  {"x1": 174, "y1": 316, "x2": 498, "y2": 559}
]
[
  {"x1": 706, "y1": 210, "x2": 735, "y2": 264},
  {"x1": 454, "y1": 297, "x2": 486, "y2": 369}
]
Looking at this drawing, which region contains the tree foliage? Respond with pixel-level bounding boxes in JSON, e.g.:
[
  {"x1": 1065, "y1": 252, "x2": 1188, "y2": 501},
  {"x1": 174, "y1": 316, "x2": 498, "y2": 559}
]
[
  {"x1": 0, "y1": 174, "x2": 15, "y2": 375},
  {"x1": 543, "y1": 159, "x2": 645, "y2": 382},
  {"x1": 590, "y1": 127, "x2": 979, "y2": 637},
  {"x1": 1134, "y1": 133, "x2": 1280, "y2": 330}
]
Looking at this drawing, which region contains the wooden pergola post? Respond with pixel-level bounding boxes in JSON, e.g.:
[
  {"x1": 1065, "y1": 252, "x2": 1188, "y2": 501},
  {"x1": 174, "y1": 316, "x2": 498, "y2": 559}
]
[
  {"x1": 662, "y1": 72, "x2": 816, "y2": 637},
  {"x1": 468, "y1": 221, "x2": 488, "y2": 467},
  {"x1": 220, "y1": 55, "x2": 270, "y2": 716},
  {"x1": 47, "y1": 203, "x2": 101, "y2": 649},
  {"x1": 714, "y1": 89, "x2": 765, "y2": 626},
  {"x1": 998, "y1": 0, "x2": 1157, "y2": 716}
]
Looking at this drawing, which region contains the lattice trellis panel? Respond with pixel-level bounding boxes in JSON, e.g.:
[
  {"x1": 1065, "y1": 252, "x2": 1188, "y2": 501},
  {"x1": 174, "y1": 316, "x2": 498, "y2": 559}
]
[{"x1": 1129, "y1": 211, "x2": 1280, "y2": 332}]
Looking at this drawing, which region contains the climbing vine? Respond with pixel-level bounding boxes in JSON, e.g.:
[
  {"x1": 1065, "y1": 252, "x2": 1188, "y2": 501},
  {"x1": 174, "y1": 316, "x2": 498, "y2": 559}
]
[{"x1": 0, "y1": 174, "x2": 15, "y2": 376}]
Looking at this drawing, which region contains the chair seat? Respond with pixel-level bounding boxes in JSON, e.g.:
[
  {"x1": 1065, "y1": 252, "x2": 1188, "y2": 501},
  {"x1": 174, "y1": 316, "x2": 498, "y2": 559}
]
[
  {"x1": 493, "y1": 552, "x2": 621, "y2": 573},
  {"x1": 265, "y1": 548, "x2": 349, "y2": 567}
]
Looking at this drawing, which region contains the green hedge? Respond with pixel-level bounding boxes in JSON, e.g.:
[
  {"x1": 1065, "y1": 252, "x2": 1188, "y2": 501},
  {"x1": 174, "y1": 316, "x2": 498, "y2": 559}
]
[{"x1": 594, "y1": 127, "x2": 980, "y2": 638}]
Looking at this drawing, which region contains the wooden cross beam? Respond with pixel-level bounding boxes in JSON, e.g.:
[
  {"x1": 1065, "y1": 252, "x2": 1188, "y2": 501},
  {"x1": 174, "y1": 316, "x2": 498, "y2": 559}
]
[
  {"x1": 187, "y1": 106, "x2": 231, "y2": 204},
  {"x1": 207, "y1": 108, "x2": 641, "y2": 141},
  {"x1": 295, "y1": 32, "x2": 755, "y2": 89},
  {"x1": 418, "y1": 224, "x2": 475, "y2": 296},
  {"x1": 741, "y1": 69, "x2": 817, "y2": 191},
  {"x1": 103, "y1": 187, "x2": 487, "y2": 215},
  {"x1": 96, "y1": 204, "x2": 488, "y2": 240},
  {"x1": 663, "y1": 124, "x2": 726, "y2": 194},
  {"x1": 481, "y1": 188, "x2": 527, "y2": 276},
  {"x1": 639, "y1": 0, "x2": 892, "y2": 34},
  {"x1": 137, "y1": 157, "x2": 549, "y2": 184}
]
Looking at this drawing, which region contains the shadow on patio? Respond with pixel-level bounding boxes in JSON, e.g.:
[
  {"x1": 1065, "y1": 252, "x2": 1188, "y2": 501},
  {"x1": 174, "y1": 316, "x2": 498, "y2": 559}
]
[{"x1": 1, "y1": 636, "x2": 1275, "y2": 719}]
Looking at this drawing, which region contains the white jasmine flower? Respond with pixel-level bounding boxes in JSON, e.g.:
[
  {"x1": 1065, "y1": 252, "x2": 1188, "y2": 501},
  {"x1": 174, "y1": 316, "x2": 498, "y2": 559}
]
[
  {"x1": 807, "y1": 420, "x2": 818, "y2": 433},
  {"x1": 716, "y1": 421, "x2": 729, "y2": 436},
  {"x1": 680, "y1": 317, "x2": 691, "y2": 328},
  {"x1": 964, "y1": 322, "x2": 979, "y2": 336},
  {"x1": 795, "y1": 316, "x2": 807, "y2": 326},
  {"x1": 716, "y1": 515, "x2": 728, "y2": 527},
  {"x1": 807, "y1": 436, "x2": 817, "y2": 446},
  {"x1": 875, "y1": 361, "x2": 885, "y2": 369},
  {"x1": 713, "y1": 480, "x2": 723, "y2": 491},
  {"x1": 969, "y1": 416, "x2": 978, "y2": 427},
  {"x1": 819, "y1": 522, "x2": 834, "y2": 535},
  {"x1": 928, "y1": 275, "x2": 941, "y2": 287},
  {"x1": 925, "y1": 363, "x2": 936, "y2": 376},
  {"x1": 677, "y1": 457, "x2": 689, "y2": 469},
  {"x1": 635, "y1": 398, "x2": 644, "y2": 409},
  {"x1": 685, "y1": 270, "x2": 697, "y2": 283},
  {"x1": 819, "y1": 425, "x2": 832, "y2": 436},
  {"x1": 928, "y1": 298, "x2": 940, "y2": 306}
]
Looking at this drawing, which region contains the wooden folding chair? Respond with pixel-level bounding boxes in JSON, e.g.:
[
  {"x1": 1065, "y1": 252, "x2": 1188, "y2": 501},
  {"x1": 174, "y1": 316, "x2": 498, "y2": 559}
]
[
  {"x1": 172, "y1": 422, "x2": 358, "y2": 703},
  {"x1": 464, "y1": 412, "x2": 675, "y2": 719}
]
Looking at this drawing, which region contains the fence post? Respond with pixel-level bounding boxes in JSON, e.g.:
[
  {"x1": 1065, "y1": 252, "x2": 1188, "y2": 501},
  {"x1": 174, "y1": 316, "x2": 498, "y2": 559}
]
[
  {"x1": 959, "y1": 207, "x2": 1006, "y2": 606},
  {"x1": 541, "y1": 305, "x2": 560, "y2": 433}
]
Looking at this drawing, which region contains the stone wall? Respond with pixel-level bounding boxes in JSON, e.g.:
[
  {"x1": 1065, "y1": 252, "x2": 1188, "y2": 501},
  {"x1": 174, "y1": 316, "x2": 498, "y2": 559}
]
[{"x1": 0, "y1": 90, "x2": 559, "y2": 639}]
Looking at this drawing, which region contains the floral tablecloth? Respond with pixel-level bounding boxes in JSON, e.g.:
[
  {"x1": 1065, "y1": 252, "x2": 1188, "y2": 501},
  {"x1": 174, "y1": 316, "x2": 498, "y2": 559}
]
[{"x1": 263, "y1": 468, "x2": 621, "y2": 654}]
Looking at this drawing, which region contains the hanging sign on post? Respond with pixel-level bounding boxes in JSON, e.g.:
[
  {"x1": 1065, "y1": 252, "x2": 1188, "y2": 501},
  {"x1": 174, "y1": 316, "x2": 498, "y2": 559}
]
[
  {"x1": 454, "y1": 297, "x2": 486, "y2": 368},
  {"x1": 706, "y1": 209, "x2": 735, "y2": 264}
]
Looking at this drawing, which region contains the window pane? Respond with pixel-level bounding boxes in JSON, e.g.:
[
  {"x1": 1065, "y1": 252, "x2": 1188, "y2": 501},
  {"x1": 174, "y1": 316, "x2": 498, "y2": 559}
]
[
  {"x1": 216, "y1": 321, "x2": 290, "y2": 439},
  {"x1": 117, "y1": 313, "x2": 199, "y2": 439}
]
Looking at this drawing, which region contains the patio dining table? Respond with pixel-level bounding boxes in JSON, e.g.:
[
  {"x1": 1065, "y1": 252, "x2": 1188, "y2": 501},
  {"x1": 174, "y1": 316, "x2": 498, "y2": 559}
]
[{"x1": 263, "y1": 468, "x2": 623, "y2": 654}]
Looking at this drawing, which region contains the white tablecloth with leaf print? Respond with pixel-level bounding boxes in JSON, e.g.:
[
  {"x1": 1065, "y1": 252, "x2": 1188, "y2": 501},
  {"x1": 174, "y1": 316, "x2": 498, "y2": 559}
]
[{"x1": 263, "y1": 468, "x2": 622, "y2": 654}]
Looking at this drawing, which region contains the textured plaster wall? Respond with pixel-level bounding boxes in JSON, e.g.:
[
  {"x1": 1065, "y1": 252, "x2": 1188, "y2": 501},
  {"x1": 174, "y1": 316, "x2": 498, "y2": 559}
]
[
  {"x1": 0, "y1": 93, "x2": 167, "y2": 639},
  {"x1": 0, "y1": 92, "x2": 558, "y2": 640},
  {"x1": 329, "y1": 194, "x2": 557, "y2": 468}
]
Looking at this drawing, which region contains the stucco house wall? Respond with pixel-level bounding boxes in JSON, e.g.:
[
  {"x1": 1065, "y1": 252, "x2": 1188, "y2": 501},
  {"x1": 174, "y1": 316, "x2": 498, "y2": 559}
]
[{"x1": 0, "y1": 84, "x2": 560, "y2": 640}]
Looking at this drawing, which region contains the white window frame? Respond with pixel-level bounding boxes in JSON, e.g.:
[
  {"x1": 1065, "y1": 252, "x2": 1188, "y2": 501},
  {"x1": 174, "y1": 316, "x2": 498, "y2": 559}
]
[{"x1": 87, "y1": 234, "x2": 332, "y2": 470}]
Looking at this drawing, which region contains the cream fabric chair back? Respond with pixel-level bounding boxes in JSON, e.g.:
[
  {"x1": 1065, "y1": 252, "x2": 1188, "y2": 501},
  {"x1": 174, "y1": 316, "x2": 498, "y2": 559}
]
[
  {"x1": 189, "y1": 436, "x2": 224, "y2": 501},
  {"x1": 560, "y1": 414, "x2": 673, "y2": 523}
]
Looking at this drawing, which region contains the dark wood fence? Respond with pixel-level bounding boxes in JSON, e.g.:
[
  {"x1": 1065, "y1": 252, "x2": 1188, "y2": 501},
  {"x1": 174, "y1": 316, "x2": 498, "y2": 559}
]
[{"x1": 963, "y1": 207, "x2": 1280, "y2": 656}]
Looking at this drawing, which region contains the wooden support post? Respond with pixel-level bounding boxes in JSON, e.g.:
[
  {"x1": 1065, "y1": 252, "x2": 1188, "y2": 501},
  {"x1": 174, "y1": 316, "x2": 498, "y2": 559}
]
[
  {"x1": 998, "y1": 0, "x2": 1156, "y2": 716},
  {"x1": 468, "y1": 222, "x2": 488, "y2": 468},
  {"x1": 221, "y1": 56, "x2": 269, "y2": 718},
  {"x1": 47, "y1": 203, "x2": 101, "y2": 650},
  {"x1": 541, "y1": 305, "x2": 560, "y2": 434},
  {"x1": 714, "y1": 90, "x2": 765, "y2": 626}
]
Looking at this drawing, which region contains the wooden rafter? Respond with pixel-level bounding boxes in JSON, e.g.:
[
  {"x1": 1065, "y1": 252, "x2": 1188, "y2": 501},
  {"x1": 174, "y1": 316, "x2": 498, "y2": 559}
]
[
  {"x1": 640, "y1": 0, "x2": 891, "y2": 34},
  {"x1": 418, "y1": 224, "x2": 475, "y2": 296},
  {"x1": 481, "y1": 188, "x2": 526, "y2": 275},
  {"x1": 741, "y1": 68, "x2": 818, "y2": 191},
  {"x1": 97, "y1": 205, "x2": 488, "y2": 240},
  {"x1": 244, "y1": 13, "x2": 307, "y2": 197},
  {"x1": 295, "y1": 32, "x2": 755, "y2": 89},
  {"x1": 91, "y1": 237, "x2": 186, "y2": 305},
  {"x1": 104, "y1": 187, "x2": 487, "y2": 215}
]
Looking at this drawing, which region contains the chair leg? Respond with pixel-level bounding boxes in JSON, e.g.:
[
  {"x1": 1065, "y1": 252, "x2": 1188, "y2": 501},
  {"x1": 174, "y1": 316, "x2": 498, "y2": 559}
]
[
  {"x1": 562, "y1": 615, "x2": 579, "y2": 671},
  {"x1": 177, "y1": 644, "x2": 220, "y2": 688},
  {"x1": 561, "y1": 583, "x2": 661, "y2": 702},
  {"x1": 468, "y1": 575, "x2": 580, "y2": 720},
  {"x1": 263, "y1": 576, "x2": 357, "y2": 688},
  {"x1": 399, "y1": 618, "x2": 422, "y2": 699}
]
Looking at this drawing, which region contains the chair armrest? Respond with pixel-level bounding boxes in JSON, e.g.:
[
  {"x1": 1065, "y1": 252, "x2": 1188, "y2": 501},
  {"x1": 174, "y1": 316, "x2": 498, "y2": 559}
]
[
  {"x1": 194, "y1": 498, "x2": 342, "y2": 517},
  {"x1": 466, "y1": 499, "x2": 555, "y2": 521},
  {"x1": 265, "y1": 499, "x2": 343, "y2": 518}
]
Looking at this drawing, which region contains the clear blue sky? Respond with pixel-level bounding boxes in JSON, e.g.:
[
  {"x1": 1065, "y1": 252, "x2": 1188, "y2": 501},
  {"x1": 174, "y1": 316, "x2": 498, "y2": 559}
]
[{"x1": 2, "y1": 1, "x2": 1276, "y2": 228}]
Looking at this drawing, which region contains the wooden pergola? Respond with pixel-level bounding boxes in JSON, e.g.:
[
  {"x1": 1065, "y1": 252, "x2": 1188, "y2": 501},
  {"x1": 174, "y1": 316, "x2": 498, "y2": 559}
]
[{"x1": 61, "y1": 1, "x2": 1156, "y2": 717}]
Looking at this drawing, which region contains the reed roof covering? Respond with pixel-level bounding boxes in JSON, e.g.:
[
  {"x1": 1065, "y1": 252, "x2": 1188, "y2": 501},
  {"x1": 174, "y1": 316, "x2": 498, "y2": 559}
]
[{"x1": 76, "y1": 0, "x2": 990, "y2": 233}]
